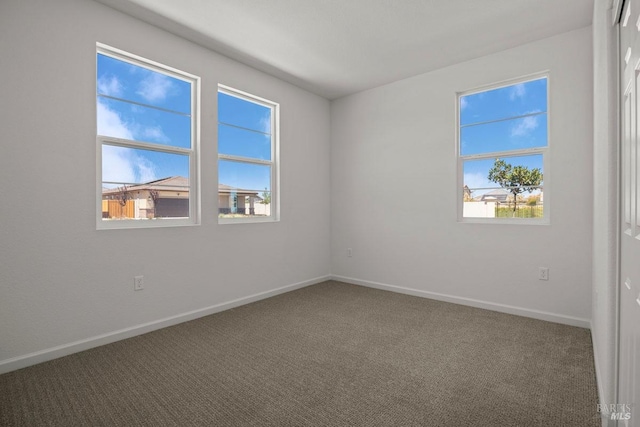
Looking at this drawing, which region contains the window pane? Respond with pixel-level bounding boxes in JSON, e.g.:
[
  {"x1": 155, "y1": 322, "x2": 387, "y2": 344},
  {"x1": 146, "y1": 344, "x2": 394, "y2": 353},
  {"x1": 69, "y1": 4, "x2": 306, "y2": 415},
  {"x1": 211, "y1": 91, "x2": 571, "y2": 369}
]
[
  {"x1": 462, "y1": 154, "x2": 543, "y2": 219},
  {"x1": 460, "y1": 77, "x2": 547, "y2": 126},
  {"x1": 218, "y1": 160, "x2": 270, "y2": 192},
  {"x1": 218, "y1": 160, "x2": 271, "y2": 217},
  {"x1": 97, "y1": 47, "x2": 198, "y2": 227},
  {"x1": 460, "y1": 113, "x2": 547, "y2": 156},
  {"x1": 97, "y1": 53, "x2": 191, "y2": 114},
  {"x1": 218, "y1": 92, "x2": 271, "y2": 134},
  {"x1": 102, "y1": 145, "x2": 190, "y2": 186},
  {"x1": 101, "y1": 146, "x2": 190, "y2": 220},
  {"x1": 218, "y1": 123, "x2": 271, "y2": 160},
  {"x1": 97, "y1": 98, "x2": 191, "y2": 148}
]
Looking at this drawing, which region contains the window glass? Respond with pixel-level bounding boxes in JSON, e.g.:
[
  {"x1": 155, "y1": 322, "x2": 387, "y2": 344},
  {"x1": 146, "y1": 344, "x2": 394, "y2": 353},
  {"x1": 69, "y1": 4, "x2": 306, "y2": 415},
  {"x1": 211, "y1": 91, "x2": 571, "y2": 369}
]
[
  {"x1": 97, "y1": 53, "x2": 191, "y2": 114},
  {"x1": 218, "y1": 160, "x2": 271, "y2": 192},
  {"x1": 460, "y1": 113, "x2": 547, "y2": 155},
  {"x1": 97, "y1": 97, "x2": 191, "y2": 148},
  {"x1": 218, "y1": 125, "x2": 271, "y2": 160},
  {"x1": 460, "y1": 77, "x2": 547, "y2": 126},
  {"x1": 97, "y1": 45, "x2": 198, "y2": 227},
  {"x1": 218, "y1": 92, "x2": 271, "y2": 133},
  {"x1": 459, "y1": 76, "x2": 548, "y2": 221},
  {"x1": 218, "y1": 87, "x2": 277, "y2": 221}
]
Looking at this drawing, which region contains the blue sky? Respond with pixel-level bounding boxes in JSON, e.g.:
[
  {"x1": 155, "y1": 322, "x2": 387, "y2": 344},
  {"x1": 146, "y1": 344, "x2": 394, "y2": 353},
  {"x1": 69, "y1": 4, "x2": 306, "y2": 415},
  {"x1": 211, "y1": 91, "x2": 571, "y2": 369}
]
[
  {"x1": 218, "y1": 92, "x2": 272, "y2": 192},
  {"x1": 97, "y1": 53, "x2": 272, "y2": 193},
  {"x1": 98, "y1": 53, "x2": 542, "y2": 198},
  {"x1": 460, "y1": 77, "x2": 547, "y2": 197}
]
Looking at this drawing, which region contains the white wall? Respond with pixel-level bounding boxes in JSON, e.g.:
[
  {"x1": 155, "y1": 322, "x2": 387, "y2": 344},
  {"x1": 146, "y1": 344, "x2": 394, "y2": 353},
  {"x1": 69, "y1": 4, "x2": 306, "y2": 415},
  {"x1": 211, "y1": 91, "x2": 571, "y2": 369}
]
[
  {"x1": 331, "y1": 27, "x2": 594, "y2": 326},
  {"x1": 0, "y1": 0, "x2": 600, "y2": 377},
  {"x1": 0, "y1": 0, "x2": 331, "y2": 371},
  {"x1": 592, "y1": 0, "x2": 620, "y2": 412}
]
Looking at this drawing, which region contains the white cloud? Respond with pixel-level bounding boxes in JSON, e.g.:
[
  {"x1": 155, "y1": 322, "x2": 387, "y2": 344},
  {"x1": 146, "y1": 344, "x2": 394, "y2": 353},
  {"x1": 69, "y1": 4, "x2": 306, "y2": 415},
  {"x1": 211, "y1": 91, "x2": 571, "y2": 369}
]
[
  {"x1": 102, "y1": 145, "x2": 158, "y2": 187},
  {"x1": 136, "y1": 72, "x2": 173, "y2": 103},
  {"x1": 102, "y1": 145, "x2": 136, "y2": 187},
  {"x1": 460, "y1": 97, "x2": 469, "y2": 110},
  {"x1": 98, "y1": 100, "x2": 169, "y2": 143},
  {"x1": 98, "y1": 101, "x2": 158, "y2": 186},
  {"x1": 97, "y1": 75, "x2": 123, "y2": 97},
  {"x1": 509, "y1": 83, "x2": 526, "y2": 100},
  {"x1": 97, "y1": 101, "x2": 133, "y2": 139},
  {"x1": 510, "y1": 115, "x2": 539, "y2": 137},
  {"x1": 141, "y1": 126, "x2": 169, "y2": 143},
  {"x1": 259, "y1": 114, "x2": 271, "y2": 134},
  {"x1": 135, "y1": 157, "x2": 158, "y2": 183}
]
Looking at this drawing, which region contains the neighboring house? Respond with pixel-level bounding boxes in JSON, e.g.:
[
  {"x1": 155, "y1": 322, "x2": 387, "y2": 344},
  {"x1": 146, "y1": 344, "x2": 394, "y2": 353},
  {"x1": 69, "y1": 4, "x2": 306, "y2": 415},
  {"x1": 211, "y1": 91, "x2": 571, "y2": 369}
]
[
  {"x1": 102, "y1": 177, "x2": 264, "y2": 219},
  {"x1": 102, "y1": 176, "x2": 190, "y2": 219},
  {"x1": 218, "y1": 184, "x2": 263, "y2": 215},
  {"x1": 480, "y1": 188, "x2": 510, "y2": 203}
]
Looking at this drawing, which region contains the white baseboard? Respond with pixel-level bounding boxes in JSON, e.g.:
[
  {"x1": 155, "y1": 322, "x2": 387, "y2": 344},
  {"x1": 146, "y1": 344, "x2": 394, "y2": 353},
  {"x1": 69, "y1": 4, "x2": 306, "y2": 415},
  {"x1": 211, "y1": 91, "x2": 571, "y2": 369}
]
[
  {"x1": 0, "y1": 275, "x2": 331, "y2": 375},
  {"x1": 332, "y1": 275, "x2": 591, "y2": 328}
]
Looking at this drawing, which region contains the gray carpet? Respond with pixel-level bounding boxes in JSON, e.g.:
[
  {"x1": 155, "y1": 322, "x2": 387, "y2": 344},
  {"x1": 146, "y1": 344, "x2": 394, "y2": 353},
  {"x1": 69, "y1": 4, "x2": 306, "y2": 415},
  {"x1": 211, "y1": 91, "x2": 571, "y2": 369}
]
[{"x1": 0, "y1": 281, "x2": 599, "y2": 426}]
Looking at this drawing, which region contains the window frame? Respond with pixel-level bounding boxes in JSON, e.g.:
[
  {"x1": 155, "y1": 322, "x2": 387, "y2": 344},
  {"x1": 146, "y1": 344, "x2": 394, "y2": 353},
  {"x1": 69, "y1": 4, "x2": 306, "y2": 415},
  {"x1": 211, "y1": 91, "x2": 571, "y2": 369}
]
[
  {"x1": 96, "y1": 43, "x2": 201, "y2": 230},
  {"x1": 217, "y1": 84, "x2": 280, "y2": 224},
  {"x1": 456, "y1": 73, "x2": 550, "y2": 225}
]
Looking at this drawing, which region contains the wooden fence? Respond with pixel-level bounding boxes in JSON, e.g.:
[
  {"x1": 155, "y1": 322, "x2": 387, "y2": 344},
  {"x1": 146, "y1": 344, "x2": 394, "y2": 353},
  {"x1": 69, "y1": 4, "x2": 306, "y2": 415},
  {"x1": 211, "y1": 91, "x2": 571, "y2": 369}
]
[{"x1": 102, "y1": 200, "x2": 135, "y2": 219}]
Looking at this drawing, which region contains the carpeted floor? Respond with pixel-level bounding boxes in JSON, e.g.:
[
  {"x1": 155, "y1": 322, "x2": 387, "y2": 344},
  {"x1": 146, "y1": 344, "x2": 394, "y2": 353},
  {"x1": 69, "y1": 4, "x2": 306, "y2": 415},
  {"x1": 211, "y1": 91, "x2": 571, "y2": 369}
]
[{"x1": 0, "y1": 281, "x2": 600, "y2": 426}]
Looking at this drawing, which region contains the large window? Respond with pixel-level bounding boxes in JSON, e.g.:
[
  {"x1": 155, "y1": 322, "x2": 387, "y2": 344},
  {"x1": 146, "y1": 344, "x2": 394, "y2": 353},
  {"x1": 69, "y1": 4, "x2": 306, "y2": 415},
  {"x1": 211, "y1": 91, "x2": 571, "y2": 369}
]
[
  {"x1": 96, "y1": 44, "x2": 199, "y2": 228},
  {"x1": 458, "y1": 75, "x2": 548, "y2": 222},
  {"x1": 218, "y1": 85, "x2": 278, "y2": 223}
]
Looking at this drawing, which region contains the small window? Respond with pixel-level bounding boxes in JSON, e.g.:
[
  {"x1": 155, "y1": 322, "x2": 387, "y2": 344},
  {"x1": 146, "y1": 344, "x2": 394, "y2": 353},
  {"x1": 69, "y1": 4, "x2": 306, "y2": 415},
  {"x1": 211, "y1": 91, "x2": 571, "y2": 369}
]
[
  {"x1": 218, "y1": 85, "x2": 279, "y2": 223},
  {"x1": 458, "y1": 75, "x2": 548, "y2": 222},
  {"x1": 96, "y1": 44, "x2": 199, "y2": 228}
]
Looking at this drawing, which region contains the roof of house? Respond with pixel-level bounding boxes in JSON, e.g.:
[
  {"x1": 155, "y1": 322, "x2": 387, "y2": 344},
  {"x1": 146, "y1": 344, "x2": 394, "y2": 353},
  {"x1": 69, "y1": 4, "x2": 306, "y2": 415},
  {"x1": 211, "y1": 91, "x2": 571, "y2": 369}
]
[
  {"x1": 102, "y1": 176, "x2": 189, "y2": 195},
  {"x1": 103, "y1": 177, "x2": 262, "y2": 197},
  {"x1": 480, "y1": 188, "x2": 510, "y2": 202},
  {"x1": 218, "y1": 184, "x2": 261, "y2": 197}
]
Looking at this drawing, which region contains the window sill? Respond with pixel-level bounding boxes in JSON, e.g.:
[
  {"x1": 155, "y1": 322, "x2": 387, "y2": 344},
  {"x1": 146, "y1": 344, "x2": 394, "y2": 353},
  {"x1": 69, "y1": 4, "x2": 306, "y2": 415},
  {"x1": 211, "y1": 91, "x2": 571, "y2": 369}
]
[
  {"x1": 97, "y1": 218, "x2": 199, "y2": 230},
  {"x1": 218, "y1": 216, "x2": 279, "y2": 225},
  {"x1": 459, "y1": 217, "x2": 550, "y2": 226}
]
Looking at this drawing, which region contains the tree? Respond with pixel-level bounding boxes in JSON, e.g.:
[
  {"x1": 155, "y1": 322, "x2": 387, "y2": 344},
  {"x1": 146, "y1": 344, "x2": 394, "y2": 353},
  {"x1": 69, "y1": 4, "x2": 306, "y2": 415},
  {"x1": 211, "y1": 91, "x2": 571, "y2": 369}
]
[
  {"x1": 116, "y1": 185, "x2": 130, "y2": 207},
  {"x1": 487, "y1": 159, "x2": 542, "y2": 214},
  {"x1": 148, "y1": 189, "x2": 159, "y2": 218},
  {"x1": 463, "y1": 185, "x2": 473, "y2": 201},
  {"x1": 261, "y1": 187, "x2": 271, "y2": 205},
  {"x1": 526, "y1": 194, "x2": 540, "y2": 206}
]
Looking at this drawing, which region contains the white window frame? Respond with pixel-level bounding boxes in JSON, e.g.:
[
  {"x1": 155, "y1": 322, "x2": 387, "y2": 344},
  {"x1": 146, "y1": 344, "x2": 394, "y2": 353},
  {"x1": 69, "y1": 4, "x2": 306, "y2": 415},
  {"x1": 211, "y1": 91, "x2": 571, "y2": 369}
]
[
  {"x1": 456, "y1": 73, "x2": 550, "y2": 225},
  {"x1": 96, "y1": 43, "x2": 200, "y2": 229},
  {"x1": 217, "y1": 84, "x2": 280, "y2": 224}
]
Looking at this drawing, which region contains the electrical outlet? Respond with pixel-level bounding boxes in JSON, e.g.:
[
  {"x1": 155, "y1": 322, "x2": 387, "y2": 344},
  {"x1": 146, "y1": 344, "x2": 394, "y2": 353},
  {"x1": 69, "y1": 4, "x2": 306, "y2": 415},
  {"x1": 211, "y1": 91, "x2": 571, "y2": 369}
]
[
  {"x1": 134, "y1": 275, "x2": 144, "y2": 291},
  {"x1": 347, "y1": 248, "x2": 353, "y2": 257},
  {"x1": 538, "y1": 267, "x2": 549, "y2": 281}
]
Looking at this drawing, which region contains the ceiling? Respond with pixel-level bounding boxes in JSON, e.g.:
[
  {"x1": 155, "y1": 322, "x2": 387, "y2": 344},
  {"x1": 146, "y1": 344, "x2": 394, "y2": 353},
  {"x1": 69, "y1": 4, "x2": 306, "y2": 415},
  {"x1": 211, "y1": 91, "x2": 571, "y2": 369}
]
[{"x1": 95, "y1": 0, "x2": 594, "y2": 100}]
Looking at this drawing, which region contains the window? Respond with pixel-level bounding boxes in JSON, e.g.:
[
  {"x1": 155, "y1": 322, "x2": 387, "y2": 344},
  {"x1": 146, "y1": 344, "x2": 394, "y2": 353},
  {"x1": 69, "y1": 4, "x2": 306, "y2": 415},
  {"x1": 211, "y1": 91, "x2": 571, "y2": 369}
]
[
  {"x1": 458, "y1": 75, "x2": 548, "y2": 222},
  {"x1": 218, "y1": 85, "x2": 278, "y2": 223},
  {"x1": 96, "y1": 44, "x2": 199, "y2": 228}
]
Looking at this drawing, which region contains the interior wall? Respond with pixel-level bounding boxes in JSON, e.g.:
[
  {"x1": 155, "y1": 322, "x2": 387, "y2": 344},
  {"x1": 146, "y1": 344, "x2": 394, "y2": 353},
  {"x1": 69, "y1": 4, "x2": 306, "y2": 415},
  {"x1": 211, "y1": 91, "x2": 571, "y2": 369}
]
[
  {"x1": 0, "y1": 0, "x2": 331, "y2": 371},
  {"x1": 331, "y1": 27, "x2": 594, "y2": 326},
  {"x1": 591, "y1": 0, "x2": 618, "y2": 410}
]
